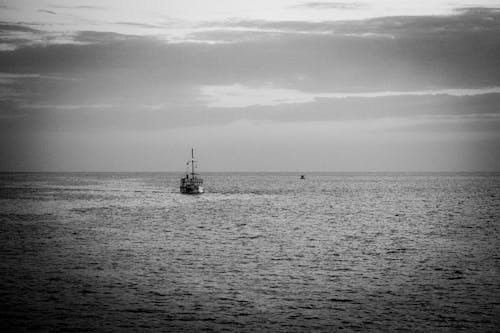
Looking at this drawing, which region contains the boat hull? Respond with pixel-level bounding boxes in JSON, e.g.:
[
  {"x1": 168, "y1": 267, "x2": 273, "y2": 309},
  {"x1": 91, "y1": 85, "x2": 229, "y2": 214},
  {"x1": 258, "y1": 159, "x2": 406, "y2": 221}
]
[{"x1": 180, "y1": 185, "x2": 204, "y2": 194}]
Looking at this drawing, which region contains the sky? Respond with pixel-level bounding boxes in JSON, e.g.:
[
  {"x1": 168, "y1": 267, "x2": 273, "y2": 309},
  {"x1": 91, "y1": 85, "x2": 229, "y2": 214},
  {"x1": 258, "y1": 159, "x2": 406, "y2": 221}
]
[{"x1": 1, "y1": 0, "x2": 500, "y2": 171}]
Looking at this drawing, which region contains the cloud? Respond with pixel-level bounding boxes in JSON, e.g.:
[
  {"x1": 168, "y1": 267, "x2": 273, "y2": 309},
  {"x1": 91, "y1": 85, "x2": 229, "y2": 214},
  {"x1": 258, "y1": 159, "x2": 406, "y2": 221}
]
[
  {"x1": 0, "y1": 72, "x2": 78, "y2": 105},
  {"x1": 201, "y1": 84, "x2": 500, "y2": 107},
  {"x1": 0, "y1": 22, "x2": 39, "y2": 33},
  {"x1": 0, "y1": 21, "x2": 85, "y2": 49},
  {"x1": 248, "y1": 93, "x2": 500, "y2": 125},
  {"x1": 0, "y1": 72, "x2": 74, "y2": 81},
  {"x1": 2, "y1": 92, "x2": 500, "y2": 133},
  {"x1": 38, "y1": 9, "x2": 57, "y2": 15},
  {"x1": 2, "y1": 17, "x2": 499, "y2": 91},
  {"x1": 21, "y1": 103, "x2": 116, "y2": 110},
  {"x1": 297, "y1": 2, "x2": 364, "y2": 10},
  {"x1": 49, "y1": 5, "x2": 104, "y2": 10},
  {"x1": 204, "y1": 7, "x2": 500, "y2": 40},
  {"x1": 0, "y1": 11, "x2": 498, "y2": 132},
  {"x1": 0, "y1": 22, "x2": 40, "y2": 50},
  {"x1": 2, "y1": 7, "x2": 500, "y2": 47},
  {"x1": 114, "y1": 22, "x2": 164, "y2": 29},
  {"x1": 73, "y1": 31, "x2": 141, "y2": 44},
  {"x1": 0, "y1": 8, "x2": 499, "y2": 135}
]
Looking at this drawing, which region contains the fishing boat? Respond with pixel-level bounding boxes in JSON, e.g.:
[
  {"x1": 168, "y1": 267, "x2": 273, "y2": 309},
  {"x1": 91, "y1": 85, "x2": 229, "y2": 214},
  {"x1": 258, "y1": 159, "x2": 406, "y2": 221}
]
[{"x1": 180, "y1": 148, "x2": 204, "y2": 194}]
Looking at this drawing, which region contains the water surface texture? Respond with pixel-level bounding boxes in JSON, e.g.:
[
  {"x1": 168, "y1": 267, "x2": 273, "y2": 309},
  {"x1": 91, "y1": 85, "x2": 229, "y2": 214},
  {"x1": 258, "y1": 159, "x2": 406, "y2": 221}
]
[{"x1": 1, "y1": 172, "x2": 499, "y2": 332}]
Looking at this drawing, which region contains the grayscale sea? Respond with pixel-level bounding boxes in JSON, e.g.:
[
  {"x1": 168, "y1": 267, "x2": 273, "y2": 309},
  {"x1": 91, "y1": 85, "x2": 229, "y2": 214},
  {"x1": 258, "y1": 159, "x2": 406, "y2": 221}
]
[{"x1": 1, "y1": 172, "x2": 499, "y2": 332}]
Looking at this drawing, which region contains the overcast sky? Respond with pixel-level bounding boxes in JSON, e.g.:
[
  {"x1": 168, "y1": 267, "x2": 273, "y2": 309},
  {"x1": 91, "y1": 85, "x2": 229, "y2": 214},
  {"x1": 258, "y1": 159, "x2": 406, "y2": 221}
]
[{"x1": 1, "y1": 0, "x2": 500, "y2": 171}]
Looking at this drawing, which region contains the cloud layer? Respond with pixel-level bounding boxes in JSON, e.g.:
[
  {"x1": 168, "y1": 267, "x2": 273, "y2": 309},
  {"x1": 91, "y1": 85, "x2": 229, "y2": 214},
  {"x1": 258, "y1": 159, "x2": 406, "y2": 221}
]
[{"x1": 1, "y1": 3, "x2": 500, "y2": 171}]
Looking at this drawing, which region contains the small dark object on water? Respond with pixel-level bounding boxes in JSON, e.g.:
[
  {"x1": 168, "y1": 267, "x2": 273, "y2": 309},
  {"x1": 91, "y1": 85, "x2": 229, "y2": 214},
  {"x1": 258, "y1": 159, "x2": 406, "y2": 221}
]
[{"x1": 300, "y1": 174, "x2": 306, "y2": 180}]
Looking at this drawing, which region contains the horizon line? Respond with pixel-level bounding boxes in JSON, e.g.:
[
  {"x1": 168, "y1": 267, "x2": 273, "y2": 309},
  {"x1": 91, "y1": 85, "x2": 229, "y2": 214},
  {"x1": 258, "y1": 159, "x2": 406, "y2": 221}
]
[{"x1": 1, "y1": 170, "x2": 499, "y2": 174}]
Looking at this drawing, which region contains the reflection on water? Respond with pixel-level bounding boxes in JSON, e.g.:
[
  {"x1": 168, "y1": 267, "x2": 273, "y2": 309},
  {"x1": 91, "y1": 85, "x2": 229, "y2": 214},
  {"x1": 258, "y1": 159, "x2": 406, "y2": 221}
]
[{"x1": 1, "y1": 172, "x2": 499, "y2": 331}]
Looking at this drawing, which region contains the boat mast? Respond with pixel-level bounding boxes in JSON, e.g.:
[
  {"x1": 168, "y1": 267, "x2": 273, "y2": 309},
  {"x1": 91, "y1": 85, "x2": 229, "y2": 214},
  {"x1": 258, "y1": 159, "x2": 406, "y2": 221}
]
[{"x1": 191, "y1": 148, "x2": 195, "y2": 177}]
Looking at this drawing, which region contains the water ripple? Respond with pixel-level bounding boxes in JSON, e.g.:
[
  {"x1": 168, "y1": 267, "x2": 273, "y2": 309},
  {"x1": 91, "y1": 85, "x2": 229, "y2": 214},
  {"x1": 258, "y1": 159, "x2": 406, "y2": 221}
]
[{"x1": 1, "y1": 172, "x2": 499, "y2": 331}]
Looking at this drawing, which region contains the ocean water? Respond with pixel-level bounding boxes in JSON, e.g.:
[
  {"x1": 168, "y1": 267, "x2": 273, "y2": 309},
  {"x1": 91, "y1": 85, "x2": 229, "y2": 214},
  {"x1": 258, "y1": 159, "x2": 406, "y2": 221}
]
[{"x1": 1, "y1": 172, "x2": 499, "y2": 332}]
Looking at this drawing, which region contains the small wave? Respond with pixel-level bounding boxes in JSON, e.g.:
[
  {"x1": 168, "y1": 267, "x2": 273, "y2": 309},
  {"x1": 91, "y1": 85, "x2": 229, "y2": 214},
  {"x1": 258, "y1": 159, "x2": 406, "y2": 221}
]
[
  {"x1": 239, "y1": 234, "x2": 263, "y2": 239},
  {"x1": 329, "y1": 298, "x2": 354, "y2": 303},
  {"x1": 123, "y1": 308, "x2": 164, "y2": 314}
]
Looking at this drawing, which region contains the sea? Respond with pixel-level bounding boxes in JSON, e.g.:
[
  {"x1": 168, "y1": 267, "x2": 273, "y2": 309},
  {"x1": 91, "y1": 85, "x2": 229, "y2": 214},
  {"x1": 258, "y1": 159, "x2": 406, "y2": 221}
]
[{"x1": 1, "y1": 172, "x2": 499, "y2": 332}]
